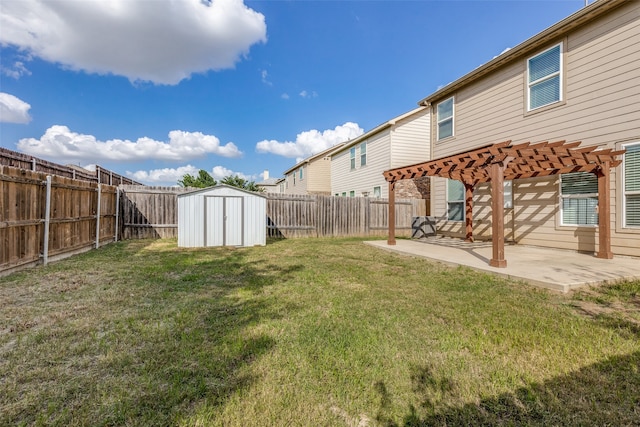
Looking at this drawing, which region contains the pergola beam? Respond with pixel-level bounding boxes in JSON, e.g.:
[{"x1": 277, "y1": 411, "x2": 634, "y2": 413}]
[{"x1": 383, "y1": 139, "x2": 625, "y2": 267}]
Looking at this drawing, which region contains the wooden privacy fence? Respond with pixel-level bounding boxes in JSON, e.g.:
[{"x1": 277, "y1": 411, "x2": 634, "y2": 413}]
[
  {"x1": 266, "y1": 194, "x2": 426, "y2": 238},
  {"x1": 0, "y1": 146, "x2": 140, "y2": 185},
  {"x1": 120, "y1": 185, "x2": 193, "y2": 239},
  {"x1": 1, "y1": 165, "x2": 118, "y2": 275}
]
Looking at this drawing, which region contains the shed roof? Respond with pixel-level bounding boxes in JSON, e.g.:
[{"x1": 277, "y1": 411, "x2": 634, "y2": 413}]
[
  {"x1": 418, "y1": 0, "x2": 628, "y2": 106},
  {"x1": 177, "y1": 184, "x2": 267, "y2": 198}
]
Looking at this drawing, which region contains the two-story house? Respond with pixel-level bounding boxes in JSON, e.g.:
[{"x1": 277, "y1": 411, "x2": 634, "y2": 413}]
[
  {"x1": 385, "y1": 0, "x2": 639, "y2": 260},
  {"x1": 256, "y1": 170, "x2": 284, "y2": 194},
  {"x1": 281, "y1": 144, "x2": 343, "y2": 195},
  {"x1": 330, "y1": 106, "x2": 430, "y2": 200}
]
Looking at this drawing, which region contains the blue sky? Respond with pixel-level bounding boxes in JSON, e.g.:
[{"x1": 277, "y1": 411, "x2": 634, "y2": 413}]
[{"x1": 0, "y1": 0, "x2": 586, "y2": 185}]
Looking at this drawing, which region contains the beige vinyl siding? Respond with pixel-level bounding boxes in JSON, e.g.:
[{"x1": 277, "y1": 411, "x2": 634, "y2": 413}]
[
  {"x1": 282, "y1": 167, "x2": 307, "y2": 195},
  {"x1": 331, "y1": 132, "x2": 391, "y2": 198},
  {"x1": 307, "y1": 157, "x2": 332, "y2": 194},
  {"x1": 430, "y1": 1, "x2": 639, "y2": 256},
  {"x1": 390, "y1": 109, "x2": 430, "y2": 168}
]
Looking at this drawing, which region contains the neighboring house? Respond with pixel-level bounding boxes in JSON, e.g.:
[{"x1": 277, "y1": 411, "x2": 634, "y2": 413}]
[
  {"x1": 330, "y1": 106, "x2": 430, "y2": 199},
  {"x1": 281, "y1": 144, "x2": 343, "y2": 195},
  {"x1": 256, "y1": 170, "x2": 284, "y2": 194},
  {"x1": 396, "y1": 0, "x2": 639, "y2": 257}
]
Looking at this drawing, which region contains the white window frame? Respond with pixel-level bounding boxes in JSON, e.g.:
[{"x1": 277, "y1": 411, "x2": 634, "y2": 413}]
[
  {"x1": 350, "y1": 147, "x2": 356, "y2": 170},
  {"x1": 527, "y1": 43, "x2": 563, "y2": 111},
  {"x1": 559, "y1": 172, "x2": 598, "y2": 227},
  {"x1": 436, "y1": 97, "x2": 454, "y2": 141},
  {"x1": 373, "y1": 186, "x2": 381, "y2": 198},
  {"x1": 360, "y1": 142, "x2": 367, "y2": 167},
  {"x1": 622, "y1": 141, "x2": 640, "y2": 228},
  {"x1": 446, "y1": 179, "x2": 464, "y2": 222},
  {"x1": 349, "y1": 190, "x2": 355, "y2": 197},
  {"x1": 299, "y1": 167, "x2": 303, "y2": 180}
]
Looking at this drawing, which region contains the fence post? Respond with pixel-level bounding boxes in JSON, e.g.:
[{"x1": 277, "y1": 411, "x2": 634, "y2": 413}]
[
  {"x1": 95, "y1": 184, "x2": 101, "y2": 248},
  {"x1": 43, "y1": 175, "x2": 52, "y2": 265},
  {"x1": 114, "y1": 187, "x2": 120, "y2": 242}
]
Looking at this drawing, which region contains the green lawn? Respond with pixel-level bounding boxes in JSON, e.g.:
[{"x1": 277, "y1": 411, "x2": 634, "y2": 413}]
[{"x1": 1, "y1": 238, "x2": 639, "y2": 426}]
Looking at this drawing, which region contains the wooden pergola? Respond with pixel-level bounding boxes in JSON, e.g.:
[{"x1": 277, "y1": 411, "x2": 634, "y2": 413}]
[{"x1": 383, "y1": 140, "x2": 625, "y2": 267}]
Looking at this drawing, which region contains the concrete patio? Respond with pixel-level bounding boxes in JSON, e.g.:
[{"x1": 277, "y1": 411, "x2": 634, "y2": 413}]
[{"x1": 365, "y1": 237, "x2": 640, "y2": 292}]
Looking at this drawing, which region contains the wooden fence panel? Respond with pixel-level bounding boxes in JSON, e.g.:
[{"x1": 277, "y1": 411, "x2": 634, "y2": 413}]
[
  {"x1": 1, "y1": 165, "x2": 118, "y2": 275},
  {"x1": 266, "y1": 194, "x2": 425, "y2": 238},
  {"x1": 120, "y1": 186, "x2": 193, "y2": 240},
  {"x1": 0, "y1": 167, "x2": 44, "y2": 270}
]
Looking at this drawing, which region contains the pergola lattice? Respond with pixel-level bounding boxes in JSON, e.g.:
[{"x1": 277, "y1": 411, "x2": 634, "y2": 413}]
[{"x1": 383, "y1": 140, "x2": 625, "y2": 267}]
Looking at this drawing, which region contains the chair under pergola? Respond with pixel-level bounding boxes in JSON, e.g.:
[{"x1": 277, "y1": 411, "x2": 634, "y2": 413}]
[{"x1": 383, "y1": 140, "x2": 625, "y2": 267}]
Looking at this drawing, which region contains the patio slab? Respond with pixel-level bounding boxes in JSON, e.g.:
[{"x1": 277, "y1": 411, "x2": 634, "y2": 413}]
[{"x1": 365, "y1": 237, "x2": 640, "y2": 292}]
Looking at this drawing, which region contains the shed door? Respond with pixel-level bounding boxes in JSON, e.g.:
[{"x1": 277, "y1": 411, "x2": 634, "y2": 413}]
[{"x1": 205, "y1": 196, "x2": 244, "y2": 247}]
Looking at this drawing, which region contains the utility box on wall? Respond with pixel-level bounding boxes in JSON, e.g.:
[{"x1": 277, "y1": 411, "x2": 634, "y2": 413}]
[{"x1": 177, "y1": 185, "x2": 266, "y2": 247}]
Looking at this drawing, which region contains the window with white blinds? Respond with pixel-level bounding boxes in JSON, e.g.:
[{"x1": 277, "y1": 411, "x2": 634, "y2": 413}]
[
  {"x1": 560, "y1": 172, "x2": 598, "y2": 226},
  {"x1": 528, "y1": 44, "x2": 562, "y2": 111},
  {"x1": 447, "y1": 179, "x2": 464, "y2": 221},
  {"x1": 623, "y1": 143, "x2": 640, "y2": 227}
]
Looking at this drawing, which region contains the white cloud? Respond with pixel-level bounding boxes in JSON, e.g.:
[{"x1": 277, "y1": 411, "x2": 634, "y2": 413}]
[
  {"x1": 17, "y1": 126, "x2": 242, "y2": 163},
  {"x1": 212, "y1": 165, "x2": 249, "y2": 180},
  {"x1": 127, "y1": 164, "x2": 199, "y2": 185},
  {"x1": 281, "y1": 93, "x2": 290, "y2": 100},
  {"x1": 0, "y1": 0, "x2": 267, "y2": 85},
  {"x1": 261, "y1": 69, "x2": 272, "y2": 86},
  {"x1": 126, "y1": 164, "x2": 250, "y2": 185},
  {"x1": 255, "y1": 122, "x2": 364, "y2": 159},
  {"x1": 0, "y1": 92, "x2": 32, "y2": 123},
  {"x1": 1, "y1": 61, "x2": 31, "y2": 79},
  {"x1": 299, "y1": 90, "x2": 318, "y2": 99}
]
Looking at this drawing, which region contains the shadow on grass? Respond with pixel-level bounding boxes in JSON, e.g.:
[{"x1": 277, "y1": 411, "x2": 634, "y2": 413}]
[
  {"x1": 1, "y1": 243, "x2": 304, "y2": 426},
  {"x1": 375, "y1": 350, "x2": 640, "y2": 426}
]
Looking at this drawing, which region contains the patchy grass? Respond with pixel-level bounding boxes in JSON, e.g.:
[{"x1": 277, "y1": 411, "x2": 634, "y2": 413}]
[{"x1": 1, "y1": 238, "x2": 639, "y2": 426}]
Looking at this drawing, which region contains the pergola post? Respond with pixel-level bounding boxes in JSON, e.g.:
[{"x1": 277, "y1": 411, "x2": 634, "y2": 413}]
[
  {"x1": 464, "y1": 182, "x2": 474, "y2": 242},
  {"x1": 489, "y1": 163, "x2": 507, "y2": 268},
  {"x1": 596, "y1": 162, "x2": 613, "y2": 259},
  {"x1": 387, "y1": 180, "x2": 396, "y2": 246}
]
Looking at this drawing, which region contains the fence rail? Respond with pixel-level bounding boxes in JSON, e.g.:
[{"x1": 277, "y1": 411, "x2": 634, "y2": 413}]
[
  {"x1": 0, "y1": 147, "x2": 141, "y2": 185},
  {"x1": 1, "y1": 165, "x2": 118, "y2": 275}
]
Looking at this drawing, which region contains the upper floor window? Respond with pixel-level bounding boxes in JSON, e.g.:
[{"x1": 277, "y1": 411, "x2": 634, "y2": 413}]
[
  {"x1": 437, "y1": 97, "x2": 454, "y2": 140},
  {"x1": 623, "y1": 142, "x2": 640, "y2": 227},
  {"x1": 360, "y1": 143, "x2": 367, "y2": 166},
  {"x1": 528, "y1": 43, "x2": 562, "y2": 111},
  {"x1": 349, "y1": 190, "x2": 355, "y2": 197},
  {"x1": 293, "y1": 173, "x2": 296, "y2": 185},
  {"x1": 447, "y1": 179, "x2": 464, "y2": 221},
  {"x1": 560, "y1": 172, "x2": 598, "y2": 226},
  {"x1": 373, "y1": 186, "x2": 381, "y2": 198},
  {"x1": 350, "y1": 147, "x2": 356, "y2": 170},
  {"x1": 299, "y1": 167, "x2": 304, "y2": 180}
]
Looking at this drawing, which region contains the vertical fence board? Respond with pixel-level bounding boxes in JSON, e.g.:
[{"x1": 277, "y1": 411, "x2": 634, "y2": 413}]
[
  {"x1": 265, "y1": 194, "x2": 422, "y2": 239},
  {"x1": 0, "y1": 165, "x2": 119, "y2": 275}
]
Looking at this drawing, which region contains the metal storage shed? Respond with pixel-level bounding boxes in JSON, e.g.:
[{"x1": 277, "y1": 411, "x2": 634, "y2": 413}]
[{"x1": 177, "y1": 185, "x2": 266, "y2": 247}]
